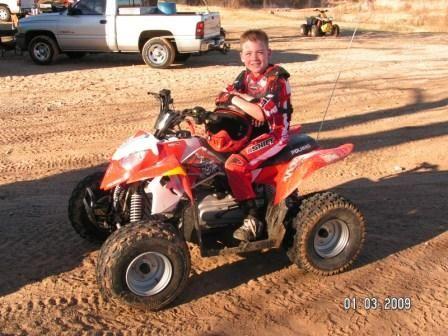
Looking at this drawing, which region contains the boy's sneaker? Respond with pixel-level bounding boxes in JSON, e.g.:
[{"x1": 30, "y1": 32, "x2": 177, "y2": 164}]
[{"x1": 233, "y1": 214, "x2": 264, "y2": 242}]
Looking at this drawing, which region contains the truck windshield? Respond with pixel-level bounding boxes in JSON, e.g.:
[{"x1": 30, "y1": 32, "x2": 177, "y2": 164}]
[{"x1": 74, "y1": 0, "x2": 106, "y2": 15}]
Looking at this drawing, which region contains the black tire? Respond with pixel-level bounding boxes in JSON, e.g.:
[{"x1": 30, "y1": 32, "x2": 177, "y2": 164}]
[
  {"x1": 141, "y1": 38, "x2": 175, "y2": 69},
  {"x1": 174, "y1": 52, "x2": 191, "y2": 63},
  {"x1": 0, "y1": 5, "x2": 11, "y2": 22},
  {"x1": 310, "y1": 25, "x2": 321, "y2": 37},
  {"x1": 287, "y1": 192, "x2": 366, "y2": 275},
  {"x1": 299, "y1": 24, "x2": 309, "y2": 36},
  {"x1": 220, "y1": 27, "x2": 226, "y2": 39},
  {"x1": 96, "y1": 220, "x2": 191, "y2": 311},
  {"x1": 68, "y1": 171, "x2": 112, "y2": 244},
  {"x1": 331, "y1": 24, "x2": 340, "y2": 37},
  {"x1": 28, "y1": 35, "x2": 59, "y2": 65},
  {"x1": 66, "y1": 52, "x2": 87, "y2": 59}
]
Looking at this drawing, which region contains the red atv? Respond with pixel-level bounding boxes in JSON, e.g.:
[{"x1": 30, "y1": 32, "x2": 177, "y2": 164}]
[{"x1": 69, "y1": 89, "x2": 365, "y2": 310}]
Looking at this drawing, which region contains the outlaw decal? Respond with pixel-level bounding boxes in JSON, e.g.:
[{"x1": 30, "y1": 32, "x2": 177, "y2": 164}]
[{"x1": 247, "y1": 137, "x2": 274, "y2": 154}]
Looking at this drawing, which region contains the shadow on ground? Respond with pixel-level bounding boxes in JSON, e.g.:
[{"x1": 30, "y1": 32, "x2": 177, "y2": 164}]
[
  {"x1": 0, "y1": 141, "x2": 446, "y2": 303},
  {"x1": 175, "y1": 162, "x2": 447, "y2": 306},
  {"x1": 0, "y1": 165, "x2": 105, "y2": 297},
  {"x1": 0, "y1": 48, "x2": 318, "y2": 77}
]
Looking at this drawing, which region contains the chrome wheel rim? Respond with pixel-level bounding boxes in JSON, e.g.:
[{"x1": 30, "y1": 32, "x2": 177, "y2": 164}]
[
  {"x1": 313, "y1": 219, "x2": 350, "y2": 258},
  {"x1": 0, "y1": 9, "x2": 9, "y2": 21},
  {"x1": 126, "y1": 252, "x2": 173, "y2": 296},
  {"x1": 147, "y1": 44, "x2": 168, "y2": 65},
  {"x1": 33, "y1": 42, "x2": 51, "y2": 62}
]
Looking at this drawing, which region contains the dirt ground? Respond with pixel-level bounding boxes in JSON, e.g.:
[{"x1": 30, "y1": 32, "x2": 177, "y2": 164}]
[{"x1": 0, "y1": 8, "x2": 447, "y2": 336}]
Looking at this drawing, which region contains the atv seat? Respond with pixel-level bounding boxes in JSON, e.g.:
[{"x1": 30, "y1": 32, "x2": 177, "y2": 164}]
[{"x1": 259, "y1": 132, "x2": 318, "y2": 168}]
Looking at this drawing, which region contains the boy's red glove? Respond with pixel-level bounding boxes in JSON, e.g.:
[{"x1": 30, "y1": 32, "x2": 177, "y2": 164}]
[{"x1": 215, "y1": 92, "x2": 235, "y2": 106}]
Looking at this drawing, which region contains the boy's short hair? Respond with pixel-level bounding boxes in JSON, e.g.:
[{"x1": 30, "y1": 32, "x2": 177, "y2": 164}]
[{"x1": 240, "y1": 29, "x2": 269, "y2": 49}]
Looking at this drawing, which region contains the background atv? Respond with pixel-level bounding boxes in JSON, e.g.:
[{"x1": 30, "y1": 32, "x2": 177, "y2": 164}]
[
  {"x1": 69, "y1": 90, "x2": 366, "y2": 311},
  {"x1": 300, "y1": 9, "x2": 340, "y2": 37}
]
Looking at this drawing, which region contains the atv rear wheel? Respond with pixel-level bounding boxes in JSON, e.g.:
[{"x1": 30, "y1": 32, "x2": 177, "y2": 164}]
[
  {"x1": 68, "y1": 171, "x2": 111, "y2": 243},
  {"x1": 310, "y1": 25, "x2": 321, "y2": 37},
  {"x1": 96, "y1": 220, "x2": 190, "y2": 311},
  {"x1": 300, "y1": 24, "x2": 309, "y2": 36},
  {"x1": 287, "y1": 192, "x2": 366, "y2": 275}
]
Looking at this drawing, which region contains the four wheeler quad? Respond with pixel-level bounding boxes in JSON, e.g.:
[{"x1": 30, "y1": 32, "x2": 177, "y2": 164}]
[
  {"x1": 69, "y1": 89, "x2": 366, "y2": 311},
  {"x1": 300, "y1": 9, "x2": 340, "y2": 37}
]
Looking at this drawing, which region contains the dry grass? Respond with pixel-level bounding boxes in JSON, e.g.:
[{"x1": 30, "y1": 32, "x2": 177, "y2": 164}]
[
  {"x1": 332, "y1": 0, "x2": 448, "y2": 32},
  {"x1": 179, "y1": 1, "x2": 448, "y2": 33}
]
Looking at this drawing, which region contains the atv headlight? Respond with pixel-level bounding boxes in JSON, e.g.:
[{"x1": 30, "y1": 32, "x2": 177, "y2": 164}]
[{"x1": 120, "y1": 150, "x2": 147, "y2": 171}]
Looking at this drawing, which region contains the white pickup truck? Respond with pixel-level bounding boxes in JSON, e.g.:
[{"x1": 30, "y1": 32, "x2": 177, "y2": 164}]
[
  {"x1": 16, "y1": 0, "x2": 229, "y2": 68},
  {"x1": 0, "y1": 0, "x2": 34, "y2": 22}
]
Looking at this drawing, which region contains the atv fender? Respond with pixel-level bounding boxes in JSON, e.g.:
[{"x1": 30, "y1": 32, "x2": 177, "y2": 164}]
[
  {"x1": 128, "y1": 155, "x2": 193, "y2": 201},
  {"x1": 274, "y1": 143, "x2": 353, "y2": 204}
]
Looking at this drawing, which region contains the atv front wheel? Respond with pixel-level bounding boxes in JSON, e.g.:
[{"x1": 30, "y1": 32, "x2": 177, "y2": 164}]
[
  {"x1": 300, "y1": 24, "x2": 309, "y2": 36},
  {"x1": 68, "y1": 171, "x2": 111, "y2": 243},
  {"x1": 96, "y1": 220, "x2": 190, "y2": 311},
  {"x1": 331, "y1": 24, "x2": 340, "y2": 37},
  {"x1": 287, "y1": 192, "x2": 366, "y2": 275}
]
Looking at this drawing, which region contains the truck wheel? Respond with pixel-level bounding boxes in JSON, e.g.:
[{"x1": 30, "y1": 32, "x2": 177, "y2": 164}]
[
  {"x1": 310, "y1": 25, "x2": 320, "y2": 37},
  {"x1": 0, "y1": 5, "x2": 11, "y2": 22},
  {"x1": 141, "y1": 38, "x2": 175, "y2": 69},
  {"x1": 68, "y1": 171, "x2": 112, "y2": 244},
  {"x1": 28, "y1": 35, "x2": 59, "y2": 65},
  {"x1": 66, "y1": 52, "x2": 87, "y2": 59},
  {"x1": 96, "y1": 220, "x2": 190, "y2": 311},
  {"x1": 174, "y1": 53, "x2": 191, "y2": 63},
  {"x1": 299, "y1": 24, "x2": 309, "y2": 36},
  {"x1": 287, "y1": 192, "x2": 366, "y2": 275}
]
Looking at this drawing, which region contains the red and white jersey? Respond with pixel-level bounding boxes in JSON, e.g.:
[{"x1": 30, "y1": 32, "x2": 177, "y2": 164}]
[{"x1": 225, "y1": 64, "x2": 292, "y2": 145}]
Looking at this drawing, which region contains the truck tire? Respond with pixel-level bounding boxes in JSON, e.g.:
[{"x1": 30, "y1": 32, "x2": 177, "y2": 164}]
[
  {"x1": 28, "y1": 35, "x2": 59, "y2": 65},
  {"x1": 68, "y1": 171, "x2": 111, "y2": 244},
  {"x1": 287, "y1": 192, "x2": 366, "y2": 276},
  {"x1": 141, "y1": 38, "x2": 175, "y2": 69},
  {"x1": 0, "y1": 5, "x2": 11, "y2": 22},
  {"x1": 96, "y1": 220, "x2": 191, "y2": 311}
]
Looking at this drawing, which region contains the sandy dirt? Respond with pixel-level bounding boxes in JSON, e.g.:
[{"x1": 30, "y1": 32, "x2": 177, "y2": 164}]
[{"x1": 0, "y1": 8, "x2": 447, "y2": 336}]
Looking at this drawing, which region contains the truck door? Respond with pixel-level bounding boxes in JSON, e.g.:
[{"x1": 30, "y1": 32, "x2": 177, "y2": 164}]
[{"x1": 57, "y1": 0, "x2": 111, "y2": 51}]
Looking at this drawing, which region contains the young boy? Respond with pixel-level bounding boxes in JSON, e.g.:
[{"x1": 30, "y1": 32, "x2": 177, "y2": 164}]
[{"x1": 215, "y1": 29, "x2": 293, "y2": 242}]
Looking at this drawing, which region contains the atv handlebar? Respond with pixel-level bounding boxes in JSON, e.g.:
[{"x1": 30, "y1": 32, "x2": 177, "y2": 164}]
[
  {"x1": 181, "y1": 106, "x2": 213, "y2": 124},
  {"x1": 150, "y1": 89, "x2": 218, "y2": 139}
]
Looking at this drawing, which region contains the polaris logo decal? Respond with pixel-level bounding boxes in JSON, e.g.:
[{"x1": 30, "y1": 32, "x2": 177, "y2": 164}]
[
  {"x1": 290, "y1": 143, "x2": 312, "y2": 155},
  {"x1": 247, "y1": 138, "x2": 274, "y2": 154}
]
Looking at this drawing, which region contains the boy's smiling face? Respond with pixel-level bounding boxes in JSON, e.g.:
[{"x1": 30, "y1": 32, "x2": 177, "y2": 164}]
[{"x1": 240, "y1": 39, "x2": 272, "y2": 76}]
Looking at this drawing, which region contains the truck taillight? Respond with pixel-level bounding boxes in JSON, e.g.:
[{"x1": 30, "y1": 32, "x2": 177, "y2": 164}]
[{"x1": 196, "y1": 21, "x2": 204, "y2": 39}]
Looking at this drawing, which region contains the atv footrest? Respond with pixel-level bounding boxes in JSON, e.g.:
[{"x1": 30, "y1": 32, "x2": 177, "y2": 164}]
[{"x1": 200, "y1": 239, "x2": 277, "y2": 257}]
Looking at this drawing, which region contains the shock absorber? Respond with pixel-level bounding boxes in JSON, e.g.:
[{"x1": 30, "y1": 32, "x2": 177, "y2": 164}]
[
  {"x1": 130, "y1": 192, "x2": 143, "y2": 223},
  {"x1": 113, "y1": 185, "x2": 123, "y2": 208}
]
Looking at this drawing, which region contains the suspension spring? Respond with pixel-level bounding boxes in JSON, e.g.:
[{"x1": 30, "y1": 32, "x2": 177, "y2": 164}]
[
  {"x1": 130, "y1": 192, "x2": 143, "y2": 223},
  {"x1": 113, "y1": 185, "x2": 123, "y2": 204}
]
